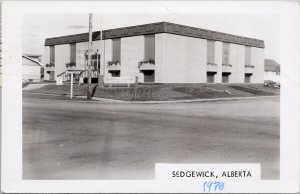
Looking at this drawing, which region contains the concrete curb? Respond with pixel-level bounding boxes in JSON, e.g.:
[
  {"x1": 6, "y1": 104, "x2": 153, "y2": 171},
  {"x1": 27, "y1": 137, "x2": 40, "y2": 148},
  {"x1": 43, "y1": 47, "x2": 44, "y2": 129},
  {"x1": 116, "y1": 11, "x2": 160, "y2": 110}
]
[{"x1": 23, "y1": 92, "x2": 279, "y2": 104}]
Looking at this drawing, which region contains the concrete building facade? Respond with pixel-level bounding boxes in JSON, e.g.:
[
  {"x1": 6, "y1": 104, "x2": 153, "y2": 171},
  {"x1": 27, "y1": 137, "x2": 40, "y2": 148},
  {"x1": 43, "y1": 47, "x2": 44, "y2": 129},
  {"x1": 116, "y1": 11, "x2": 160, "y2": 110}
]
[{"x1": 44, "y1": 22, "x2": 265, "y2": 83}]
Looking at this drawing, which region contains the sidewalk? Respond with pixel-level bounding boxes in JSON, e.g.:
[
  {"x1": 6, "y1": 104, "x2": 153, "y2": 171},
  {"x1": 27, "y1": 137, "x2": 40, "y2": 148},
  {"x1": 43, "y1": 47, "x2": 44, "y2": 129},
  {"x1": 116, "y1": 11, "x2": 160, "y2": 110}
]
[{"x1": 23, "y1": 91, "x2": 279, "y2": 104}]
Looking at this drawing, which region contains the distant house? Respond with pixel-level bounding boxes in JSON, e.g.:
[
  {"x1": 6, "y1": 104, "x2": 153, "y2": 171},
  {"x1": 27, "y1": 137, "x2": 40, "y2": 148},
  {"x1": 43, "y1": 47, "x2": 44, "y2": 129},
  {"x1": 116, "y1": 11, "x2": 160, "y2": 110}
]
[
  {"x1": 22, "y1": 54, "x2": 43, "y2": 82},
  {"x1": 264, "y1": 59, "x2": 280, "y2": 82}
]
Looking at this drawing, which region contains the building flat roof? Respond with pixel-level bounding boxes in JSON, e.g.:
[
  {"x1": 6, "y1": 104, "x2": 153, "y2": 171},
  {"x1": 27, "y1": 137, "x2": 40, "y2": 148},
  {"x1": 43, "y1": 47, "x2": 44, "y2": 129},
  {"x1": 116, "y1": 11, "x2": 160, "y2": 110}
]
[
  {"x1": 103, "y1": 22, "x2": 264, "y2": 48},
  {"x1": 45, "y1": 31, "x2": 101, "y2": 46}
]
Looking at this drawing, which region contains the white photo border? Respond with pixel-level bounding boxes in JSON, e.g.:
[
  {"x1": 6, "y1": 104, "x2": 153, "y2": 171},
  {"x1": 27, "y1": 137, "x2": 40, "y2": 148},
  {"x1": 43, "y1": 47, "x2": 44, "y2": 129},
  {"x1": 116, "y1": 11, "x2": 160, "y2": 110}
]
[{"x1": 1, "y1": 1, "x2": 300, "y2": 193}]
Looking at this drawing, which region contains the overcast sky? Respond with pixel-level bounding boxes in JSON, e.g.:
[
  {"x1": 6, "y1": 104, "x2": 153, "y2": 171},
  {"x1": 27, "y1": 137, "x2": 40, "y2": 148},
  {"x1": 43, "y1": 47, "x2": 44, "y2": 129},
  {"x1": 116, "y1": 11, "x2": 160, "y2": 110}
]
[{"x1": 22, "y1": 13, "x2": 280, "y2": 62}]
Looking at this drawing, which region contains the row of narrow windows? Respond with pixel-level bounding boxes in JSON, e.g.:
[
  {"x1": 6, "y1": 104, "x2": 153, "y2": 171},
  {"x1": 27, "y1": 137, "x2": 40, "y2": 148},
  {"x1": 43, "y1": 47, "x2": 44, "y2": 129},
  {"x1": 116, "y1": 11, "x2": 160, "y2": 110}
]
[
  {"x1": 112, "y1": 35, "x2": 155, "y2": 62},
  {"x1": 208, "y1": 40, "x2": 251, "y2": 65},
  {"x1": 49, "y1": 36, "x2": 252, "y2": 67}
]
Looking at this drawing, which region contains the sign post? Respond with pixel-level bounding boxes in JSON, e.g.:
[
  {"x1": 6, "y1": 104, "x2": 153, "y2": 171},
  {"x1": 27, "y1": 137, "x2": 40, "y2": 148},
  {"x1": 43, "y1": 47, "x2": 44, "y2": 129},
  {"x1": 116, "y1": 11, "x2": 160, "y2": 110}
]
[
  {"x1": 87, "y1": 13, "x2": 93, "y2": 100},
  {"x1": 70, "y1": 72, "x2": 74, "y2": 99},
  {"x1": 56, "y1": 77, "x2": 63, "y2": 93}
]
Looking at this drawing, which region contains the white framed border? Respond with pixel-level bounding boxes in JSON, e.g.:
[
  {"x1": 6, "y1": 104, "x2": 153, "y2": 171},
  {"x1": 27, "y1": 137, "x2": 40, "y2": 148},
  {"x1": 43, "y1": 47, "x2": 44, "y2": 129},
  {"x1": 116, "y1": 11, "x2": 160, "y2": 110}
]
[{"x1": 2, "y1": 1, "x2": 300, "y2": 193}]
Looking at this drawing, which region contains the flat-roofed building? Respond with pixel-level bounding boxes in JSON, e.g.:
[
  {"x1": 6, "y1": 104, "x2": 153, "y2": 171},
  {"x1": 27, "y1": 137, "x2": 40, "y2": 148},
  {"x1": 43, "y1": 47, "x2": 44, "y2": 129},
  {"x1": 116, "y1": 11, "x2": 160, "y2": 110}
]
[
  {"x1": 264, "y1": 59, "x2": 280, "y2": 83},
  {"x1": 44, "y1": 22, "x2": 265, "y2": 83}
]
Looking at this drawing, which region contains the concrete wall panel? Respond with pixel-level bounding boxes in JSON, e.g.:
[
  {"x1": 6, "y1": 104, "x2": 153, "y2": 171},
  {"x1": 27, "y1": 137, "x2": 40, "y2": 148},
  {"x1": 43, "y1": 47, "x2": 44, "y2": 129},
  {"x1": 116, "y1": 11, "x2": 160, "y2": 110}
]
[
  {"x1": 214, "y1": 41, "x2": 222, "y2": 83},
  {"x1": 251, "y1": 47, "x2": 264, "y2": 83},
  {"x1": 55, "y1": 44, "x2": 70, "y2": 78},
  {"x1": 155, "y1": 33, "x2": 165, "y2": 83},
  {"x1": 120, "y1": 36, "x2": 144, "y2": 78},
  {"x1": 103, "y1": 39, "x2": 112, "y2": 77},
  {"x1": 229, "y1": 43, "x2": 245, "y2": 83},
  {"x1": 162, "y1": 33, "x2": 207, "y2": 83}
]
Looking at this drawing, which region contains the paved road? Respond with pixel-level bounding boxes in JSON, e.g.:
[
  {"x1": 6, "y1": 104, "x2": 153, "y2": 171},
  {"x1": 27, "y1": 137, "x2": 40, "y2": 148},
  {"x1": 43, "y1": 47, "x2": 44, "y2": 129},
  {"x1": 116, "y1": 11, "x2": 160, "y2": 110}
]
[{"x1": 23, "y1": 97, "x2": 280, "y2": 180}]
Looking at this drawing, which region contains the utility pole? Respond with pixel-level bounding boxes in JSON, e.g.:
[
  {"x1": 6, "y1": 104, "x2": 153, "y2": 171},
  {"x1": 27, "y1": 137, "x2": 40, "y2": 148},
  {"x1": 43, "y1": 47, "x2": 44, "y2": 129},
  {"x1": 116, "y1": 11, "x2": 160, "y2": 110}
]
[{"x1": 87, "y1": 13, "x2": 93, "y2": 100}]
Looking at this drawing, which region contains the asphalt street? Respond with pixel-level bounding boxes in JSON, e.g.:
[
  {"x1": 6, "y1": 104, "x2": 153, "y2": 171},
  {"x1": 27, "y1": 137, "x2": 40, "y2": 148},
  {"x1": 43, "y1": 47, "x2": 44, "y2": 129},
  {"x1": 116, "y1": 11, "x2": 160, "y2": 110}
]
[{"x1": 23, "y1": 97, "x2": 280, "y2": 180}]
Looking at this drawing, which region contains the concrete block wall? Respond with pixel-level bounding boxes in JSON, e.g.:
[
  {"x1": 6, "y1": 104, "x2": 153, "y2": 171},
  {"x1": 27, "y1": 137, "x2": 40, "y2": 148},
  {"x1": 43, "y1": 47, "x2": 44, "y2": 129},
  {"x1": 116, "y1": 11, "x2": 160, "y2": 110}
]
[{"x1": 160, "y1": 33, "x2": 207, "y2": 83}]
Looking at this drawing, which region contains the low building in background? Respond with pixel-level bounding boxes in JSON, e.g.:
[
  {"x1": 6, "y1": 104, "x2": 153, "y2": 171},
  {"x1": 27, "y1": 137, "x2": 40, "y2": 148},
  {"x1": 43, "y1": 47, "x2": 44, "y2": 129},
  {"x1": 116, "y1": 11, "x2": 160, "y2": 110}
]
[
  {"x1": 22, "y1": 54, "x2": 43, "y2": 82},
  {"x1": 264, "y1": 59, "x2": 280, "y2": 83},
  {"x1": 43, "y1": 22, "x2": 265, "y2": 84}
]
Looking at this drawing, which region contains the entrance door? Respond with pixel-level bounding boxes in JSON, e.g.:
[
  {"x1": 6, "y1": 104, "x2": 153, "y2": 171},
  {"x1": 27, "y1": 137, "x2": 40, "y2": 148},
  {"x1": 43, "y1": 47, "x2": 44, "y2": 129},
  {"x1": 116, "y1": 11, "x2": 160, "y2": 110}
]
[{"x1": 142, "y1": 70, "x2": 155, "y2": 83}]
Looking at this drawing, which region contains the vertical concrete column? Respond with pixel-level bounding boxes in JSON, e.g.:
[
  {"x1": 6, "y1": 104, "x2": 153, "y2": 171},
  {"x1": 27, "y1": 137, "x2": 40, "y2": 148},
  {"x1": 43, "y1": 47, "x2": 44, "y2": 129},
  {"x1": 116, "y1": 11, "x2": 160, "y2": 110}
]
[
  {"x1": 214, "y1": 41, "x2": 222, "y2": 83},
  {"x1": 251, "y1": 47, "x2": 264, "y2": 83},
  {"x1": 155, "y1": 33, "x2": 165, "y2": 83},
  {"x1": 104, "y1": 39, "x2": 112, "y2": 77},
  {"x1": 228, "y1": 43, "x2": 236, "y2": 83},
  {"x1": 55, "y1": 44, "x2": 70, "y2": 79},
  {"x1": 229, "y1": 44, "x2": 245, "y2": 83},
  {"x1": 200, "y1": 39, "x2": 207, "y2": 83},
  {"x1": 99, "y1": 39, "x2": 105, "y2": 76},
  {"x1": 43, "y1": 46, "x2": 50, "y2": 80},
  {"x1": 120, "y1": 36, "x2": 144, "y2": 78},
  {"x1": 236, "y1": 44, "x2": 246, "y2": 83}
]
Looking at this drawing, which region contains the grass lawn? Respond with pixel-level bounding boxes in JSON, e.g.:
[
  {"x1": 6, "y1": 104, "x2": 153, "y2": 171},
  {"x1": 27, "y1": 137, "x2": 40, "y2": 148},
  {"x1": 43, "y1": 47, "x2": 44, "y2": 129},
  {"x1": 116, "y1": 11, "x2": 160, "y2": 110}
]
[{"x1": 24, "y1": 83, "x2": 280, "y2": 101}]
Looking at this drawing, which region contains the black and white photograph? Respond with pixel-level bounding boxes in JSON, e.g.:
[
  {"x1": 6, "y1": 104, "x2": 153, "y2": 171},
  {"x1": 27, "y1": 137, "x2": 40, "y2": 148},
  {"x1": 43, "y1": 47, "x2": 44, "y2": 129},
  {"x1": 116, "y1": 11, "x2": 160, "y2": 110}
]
[{"x1": 1, "y1": 1, "x2": 300, "y2": 193}]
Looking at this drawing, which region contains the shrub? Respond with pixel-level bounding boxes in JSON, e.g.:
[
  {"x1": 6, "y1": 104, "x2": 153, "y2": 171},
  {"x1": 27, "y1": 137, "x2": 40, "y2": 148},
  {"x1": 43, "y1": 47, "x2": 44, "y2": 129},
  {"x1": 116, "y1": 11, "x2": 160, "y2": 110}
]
[
  {"x1": 45, "y1": 62, "x2": 55, "y2": 67},
  {"x1": 138, "y1": 59, "x2": 155, "y2": 68},
  {"x1": 65, "y1": 62, "x2": 76, "y2": 68},
  {"x1": 107, "y1": 60, "x2": 120, "y2": 66}
]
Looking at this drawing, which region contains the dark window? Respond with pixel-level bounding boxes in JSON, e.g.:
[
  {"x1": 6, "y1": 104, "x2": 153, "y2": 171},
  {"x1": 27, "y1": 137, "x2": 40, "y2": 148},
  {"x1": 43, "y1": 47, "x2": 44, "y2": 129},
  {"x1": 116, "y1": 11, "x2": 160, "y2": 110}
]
[
  {"x1": 222, "y1": 72, "x2": 231, "y2": 83},
  {"x1": 47, "y1": 71, "x2": 55, "y2": 81},
  {"x1": 207, "y1": 72, "x2": 216, "y2": 83},
  {"x1": 207, "y1": 40, "x2": 215, "y2": 64},
  {"x1": 109, "y1": 70, "x2": 120, "y2": 77},
  {"x1": 144, "y1": 35, "x2": 155, "y2": 60},
  {"x1": 141, "y1": 70, "x2": 155, "y2": 83},
  {"x1": 91, "y1": 54, "x2": 100, "y2": 70},
  {"x1": 50, "y1": 46, "x2": 55, "y2": 64},
  {"x1": 112, "y1": 39, "x2": 121, "y2": 62},
  {"x1": 245, "y1": 73, "x2": 252, "y2": 83},
  {"x1": 70, "y1": 43, "x2": 76, "y2": 64},
  {"x1": 222, "y1": 42, "x2": 230, "y2": 65}
]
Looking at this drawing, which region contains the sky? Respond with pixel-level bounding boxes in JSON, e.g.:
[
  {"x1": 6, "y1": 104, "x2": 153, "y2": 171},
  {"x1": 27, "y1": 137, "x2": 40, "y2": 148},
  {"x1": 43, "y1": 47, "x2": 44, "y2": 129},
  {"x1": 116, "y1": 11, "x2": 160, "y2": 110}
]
[{"x1": 22, "y1": 13, "x2": 280, "y2": 62}]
